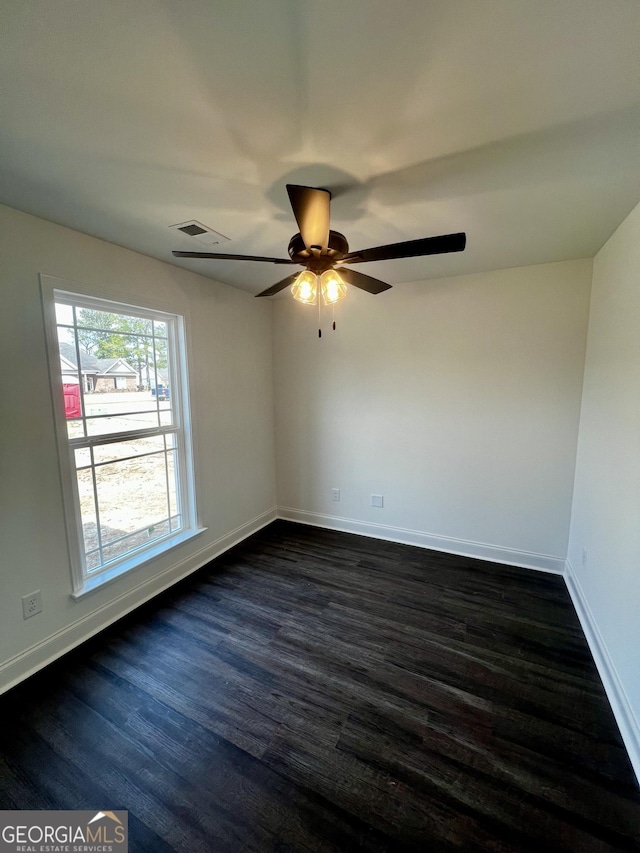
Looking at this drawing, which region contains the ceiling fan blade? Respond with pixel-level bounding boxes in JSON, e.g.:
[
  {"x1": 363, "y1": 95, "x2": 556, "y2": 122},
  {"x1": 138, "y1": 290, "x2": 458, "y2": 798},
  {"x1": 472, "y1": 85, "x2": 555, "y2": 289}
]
[
  {"x1": 172, "y1": 251, "x2": 294, "y2": 264},
  {"x1": 339, "y1": 268, "x2": 392, "y2": 295},
  {"x1": 254, "y1": 272, "x2": 301, "y2": 298},
  {"x1": 343, "y1": 232, "x2": 466, "y2": 264},
  {"x1": 286, "y1": 184, "x2": 331, "y2": 253}
]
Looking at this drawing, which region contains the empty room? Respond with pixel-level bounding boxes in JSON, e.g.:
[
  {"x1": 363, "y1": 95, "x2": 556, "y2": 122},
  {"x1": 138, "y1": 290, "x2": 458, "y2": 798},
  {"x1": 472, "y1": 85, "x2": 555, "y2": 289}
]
[{"x1": 1, "y1": 1, "x2": 639, "y2": 850}]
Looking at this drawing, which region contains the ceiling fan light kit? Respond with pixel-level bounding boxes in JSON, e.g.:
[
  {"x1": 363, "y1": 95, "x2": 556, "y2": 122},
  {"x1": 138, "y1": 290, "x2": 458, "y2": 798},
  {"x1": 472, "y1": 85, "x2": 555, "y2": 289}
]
[
  {"x1": 291, "y1": 268, "x2": 348, "y2": 306},
  {"x1": 172, "y1": 183, "x2": 466, "y2": 334}
]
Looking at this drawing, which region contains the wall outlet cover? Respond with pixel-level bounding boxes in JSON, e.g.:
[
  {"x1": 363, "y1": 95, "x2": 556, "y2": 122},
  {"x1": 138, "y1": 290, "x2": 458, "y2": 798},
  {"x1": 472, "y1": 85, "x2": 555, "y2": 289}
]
[{"x1": 22, "y1": 590, "x2": 43, "y2": 620}]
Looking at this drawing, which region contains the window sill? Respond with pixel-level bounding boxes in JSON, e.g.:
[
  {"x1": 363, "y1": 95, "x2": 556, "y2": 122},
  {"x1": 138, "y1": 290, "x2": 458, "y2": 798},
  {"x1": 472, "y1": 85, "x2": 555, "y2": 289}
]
[{"x1": 71, "y1": 527, "x2": 207, "y2": 599}]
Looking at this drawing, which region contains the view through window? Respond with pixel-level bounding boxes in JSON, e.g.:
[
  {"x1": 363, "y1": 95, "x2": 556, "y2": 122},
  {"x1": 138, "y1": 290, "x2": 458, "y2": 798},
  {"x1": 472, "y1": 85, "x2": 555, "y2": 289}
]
[{"x1": 48, "y1": 288, "x2": 197, "y2": 591}]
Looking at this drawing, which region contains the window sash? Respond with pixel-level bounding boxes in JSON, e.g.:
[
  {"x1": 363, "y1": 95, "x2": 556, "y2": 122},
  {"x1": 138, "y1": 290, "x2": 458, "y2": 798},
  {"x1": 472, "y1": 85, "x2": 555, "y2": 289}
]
[{"x1": 70, "y1": 433, "x2": 182, "y2": 579}]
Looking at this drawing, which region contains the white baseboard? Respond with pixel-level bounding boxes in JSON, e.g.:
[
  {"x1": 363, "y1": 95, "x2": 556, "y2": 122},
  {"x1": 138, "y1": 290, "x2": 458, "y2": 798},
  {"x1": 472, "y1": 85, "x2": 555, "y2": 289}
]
[
  {"x1": 277, "y1": 508, "x2": 565, "y2": 574},
  {"x1": 0, "y1": 507, "x2": 277, "y2": 695},
  {"x1": 564, "y1": 560, "x2": 640, "y2": 788}
]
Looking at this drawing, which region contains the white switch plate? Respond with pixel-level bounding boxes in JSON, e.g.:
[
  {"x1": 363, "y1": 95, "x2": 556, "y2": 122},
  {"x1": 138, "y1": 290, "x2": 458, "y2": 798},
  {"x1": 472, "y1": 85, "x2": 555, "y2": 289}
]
[
  {"x1": 332, "y1": 488, "x2": 340, "y2": 501},
  {"x1": 371, "y1": 494, "x2": 384, "y2": 508}
]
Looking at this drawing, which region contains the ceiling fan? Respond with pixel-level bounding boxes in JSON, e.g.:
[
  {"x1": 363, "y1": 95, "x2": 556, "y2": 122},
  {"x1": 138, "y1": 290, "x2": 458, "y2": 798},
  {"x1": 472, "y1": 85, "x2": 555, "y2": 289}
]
[{"x1": 172, "y1": 184, "x2": 466, "y2": 306}]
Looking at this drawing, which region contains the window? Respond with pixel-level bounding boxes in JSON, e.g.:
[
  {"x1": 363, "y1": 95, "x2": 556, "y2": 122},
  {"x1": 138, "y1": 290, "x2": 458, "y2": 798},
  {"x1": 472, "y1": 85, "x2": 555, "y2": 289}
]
[{"x1": 42, "y1": 278, "x2": 201, "y2": 596}]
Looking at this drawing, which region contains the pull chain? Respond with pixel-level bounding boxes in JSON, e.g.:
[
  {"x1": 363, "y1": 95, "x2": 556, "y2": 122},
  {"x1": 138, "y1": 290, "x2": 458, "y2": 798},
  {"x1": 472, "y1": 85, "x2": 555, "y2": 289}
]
[{"x1": 318, "y1": 291, "x2": 321, "y2": 338}]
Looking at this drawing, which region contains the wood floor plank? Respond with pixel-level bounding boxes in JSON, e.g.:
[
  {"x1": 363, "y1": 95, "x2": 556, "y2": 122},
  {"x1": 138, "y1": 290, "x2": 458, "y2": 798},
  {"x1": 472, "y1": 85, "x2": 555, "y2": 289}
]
[{"x1": 0, "y1": 519, "x2": 639, "y2": 851}]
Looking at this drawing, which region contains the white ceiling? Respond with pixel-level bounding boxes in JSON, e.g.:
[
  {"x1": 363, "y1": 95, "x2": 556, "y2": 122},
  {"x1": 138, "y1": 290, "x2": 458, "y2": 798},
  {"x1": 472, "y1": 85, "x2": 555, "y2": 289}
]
[{"x1": 1, "y1": 0, "x2": 640, "y2": 294}]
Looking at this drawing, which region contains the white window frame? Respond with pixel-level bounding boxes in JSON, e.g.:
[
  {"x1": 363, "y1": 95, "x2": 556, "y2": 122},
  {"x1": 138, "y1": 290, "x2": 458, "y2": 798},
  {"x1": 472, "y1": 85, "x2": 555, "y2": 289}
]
[{"x1": 41, "y1": 275, "x2": 203, "y2": 597}]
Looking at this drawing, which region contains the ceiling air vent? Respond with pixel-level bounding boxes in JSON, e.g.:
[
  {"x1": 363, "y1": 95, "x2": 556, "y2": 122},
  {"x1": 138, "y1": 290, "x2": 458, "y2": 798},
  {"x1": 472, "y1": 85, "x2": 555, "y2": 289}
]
[{"x1": 169, "y1": 220, "x2": 230, "y2": 247}]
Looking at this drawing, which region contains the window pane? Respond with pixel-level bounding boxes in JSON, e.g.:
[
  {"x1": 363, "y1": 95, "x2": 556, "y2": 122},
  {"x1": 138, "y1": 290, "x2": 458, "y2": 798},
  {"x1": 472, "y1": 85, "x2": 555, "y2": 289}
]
[
  {"x1": 75, "y1": 447, "x2": 91, "y2": 468},
  {"x1": 56, "y1": 325, "x2": 86, "y2": 436},
  {"x1": 76, "y1": 468, "x2": 99, "y2": 557},
  {"x1": 61, "y1": 380, "x2": 82, "y2": 418},
  {"x1": 94, "y1": 455, "x2": 171, "y2": 546},
  {"x1": 86, "y1": 551, "x2": 101, "y2": 572},
  {"x1": 86, "y1": 409, "x2": 160, "y2": 435},
  {"x1": 60, "y1": 363, "x2": 84, "y2": 438},
  {"x1": 83, "y1": 393, "x2": 152, "y2": 419},
  {"x1": 92, "y1": 435, "x2": 166, "y2": 465},
  {"x1": 75, "y1": 309, "x2": 152, "y2": 336},
  {"x1": 75, "y1": 329, "x2": 117, "y2": 360},
  {"x1": 75, "y1": 309, "x2": 118, "y2": 330},
  {"x1": 55, "y1": 303, "x2": 74, "y2": 325},
  {"x1": 153, "y1": 337, "x2": 168, "y2": 370},
  {"x1": 150, "y1": 333, "x2": 170, "y2": 397},
  {"x1": 100, "y1": 520, "x2": 172, "y2": 564},
  {"x1": 67, "y1": 419, "x2": 84, "y2": 439},
  {"x1": 159, "y1": 406, "x2": 174, "y2": 427},
  {"x1": 167, "y1": 448, "x2": 180, "y2": 527},
  {"x1": 153, "y1": 320, "x2": 167, "y2": 339}
]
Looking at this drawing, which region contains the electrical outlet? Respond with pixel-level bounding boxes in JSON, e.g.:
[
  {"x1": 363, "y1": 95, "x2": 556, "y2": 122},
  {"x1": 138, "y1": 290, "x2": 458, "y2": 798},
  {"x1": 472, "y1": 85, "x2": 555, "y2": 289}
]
[
  {"x1": 582, "y1": 549, "x2": 588, "y2": 567},
  {"x1": 371, "y1": 494, "x2": 384, "y2": 508},
  {"x1": 331, "y1": 488, "x2": 340, "y2": 501},
  {"x1": 22, "y1": 590, "x2": 42, "y2": 620}
]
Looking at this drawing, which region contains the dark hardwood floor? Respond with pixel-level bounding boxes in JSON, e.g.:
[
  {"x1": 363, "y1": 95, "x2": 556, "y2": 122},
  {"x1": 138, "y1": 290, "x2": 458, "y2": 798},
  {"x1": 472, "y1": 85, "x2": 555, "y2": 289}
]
[{"x1": 1, "y1": 520, "x2": 639, "y2": 851}]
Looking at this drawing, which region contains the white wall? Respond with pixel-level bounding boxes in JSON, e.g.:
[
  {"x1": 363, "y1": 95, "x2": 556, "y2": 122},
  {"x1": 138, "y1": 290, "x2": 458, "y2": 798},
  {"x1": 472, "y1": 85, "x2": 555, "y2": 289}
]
[
  {"x1": 0, "y1": 204, "x2": 276, "y2": 691},
  {"x1": 566, "y1": 200, "x2": 640, "y2": 779},
  {"x1": 274, "y1": 259, "x2": 592, "y2": 569}
]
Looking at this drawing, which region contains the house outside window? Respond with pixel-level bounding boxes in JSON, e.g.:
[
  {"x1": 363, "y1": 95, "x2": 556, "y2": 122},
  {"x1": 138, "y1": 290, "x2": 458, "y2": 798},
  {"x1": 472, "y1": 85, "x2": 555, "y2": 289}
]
[{"x1": 41, "y1": 277, "x2": 202, "y2": 596}]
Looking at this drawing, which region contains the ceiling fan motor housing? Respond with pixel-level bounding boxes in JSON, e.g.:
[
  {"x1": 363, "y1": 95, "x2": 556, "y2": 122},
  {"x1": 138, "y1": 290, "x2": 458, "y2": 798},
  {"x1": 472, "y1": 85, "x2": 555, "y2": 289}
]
[{"x1": 288, "y1": 230, "x2": 349, "y2": 272}]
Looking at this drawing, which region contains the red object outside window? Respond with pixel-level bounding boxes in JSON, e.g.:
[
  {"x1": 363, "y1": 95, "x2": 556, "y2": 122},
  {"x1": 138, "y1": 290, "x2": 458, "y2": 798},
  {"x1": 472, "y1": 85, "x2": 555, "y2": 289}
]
[{"x1": 63, "y1": 382, "x2": 81, "y2": 419}]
